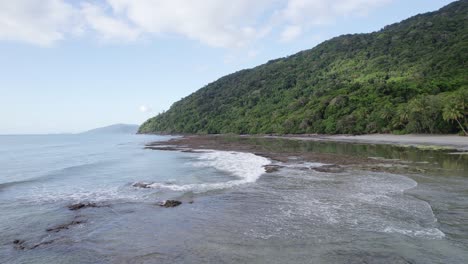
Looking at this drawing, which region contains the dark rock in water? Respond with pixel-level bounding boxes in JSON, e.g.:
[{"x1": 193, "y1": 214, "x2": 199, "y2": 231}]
[
  {"x1": 144, "y1": 146, "x2": 180, "y2": 151},
  {"x1": 313, "y1": 164, "x2": 345, "y2": 173},
  {"x1": 263, "y1": 165, "x2": 283, "y2": 173},
  {"x1": 30, "y1": 240, "x2": 55, "y2": 249},
  {"x1": 13, "y1": 239, "x2": 26, "y2": 250},
  {"x1": 13, "y1": 239, "x2": 56, "y2": 250},
  {"x1": 68, "y1": 202, "x2": 98, "y2": 211},
  {"x1": 160, "y1": 200, "x2": 182, "y2": 208},
  {"x1": 328, "y1": 250, "x2": 414, "y2": 264},
  {"x1": 132, "y1": 182, "x2": 153, "y2": 188},
  {"x1": 181, "y1": 149, "x2": 205, "y2": 153},
  {"x1": 46, "y1": 219, "x2": 86, "y2": 233}
]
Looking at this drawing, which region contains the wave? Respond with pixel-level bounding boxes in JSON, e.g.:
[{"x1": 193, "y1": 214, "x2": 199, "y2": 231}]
[
  {"x1": 143, "y1": 150, "x2": 271, "y2": 193},
  {"x1": 0, "y1": 160, "x2": 116, "y2": 199},
  {"x1": 0, "y1": 179, "x2": 41, "y2": 191},
  {"x1": 24, "y1": 187, "x2": 143, "y2": 204}
]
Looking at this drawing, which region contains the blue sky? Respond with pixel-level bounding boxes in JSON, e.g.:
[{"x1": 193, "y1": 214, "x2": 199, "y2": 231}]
[{"x1": 0, "y1": 0, "x2": 456, "y2": 134}]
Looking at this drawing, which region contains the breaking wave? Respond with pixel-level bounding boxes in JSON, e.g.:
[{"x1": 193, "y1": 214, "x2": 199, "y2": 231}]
[{"x1": 145, "y1": 150, "x2": 270, "y2": 192}]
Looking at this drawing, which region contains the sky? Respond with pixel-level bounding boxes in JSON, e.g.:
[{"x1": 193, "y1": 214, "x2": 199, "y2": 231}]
[{"x1": 0, "y1": 0, "x2": 456, "y2": 134}]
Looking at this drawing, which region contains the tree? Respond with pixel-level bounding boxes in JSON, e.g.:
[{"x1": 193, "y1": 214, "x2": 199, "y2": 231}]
[{"x1": 443, "y1": 91, "x2": 467, "y2": 136}]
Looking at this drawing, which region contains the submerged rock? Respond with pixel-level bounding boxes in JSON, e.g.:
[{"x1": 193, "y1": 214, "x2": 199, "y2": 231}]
[
  {"x1": 144, "y1": 146, "x2": 180, "y2": 151},
  {"x1": 329, "y1": 251, "x2": 414, "y2": 264},
  {"x1": 159, "y1": 200, "x2": 182, "y2": 208},
  {"x1": 30, "y1": 240, "x2": 55, "y2": 249},
  {"x1": 13, "y1": 239, "x2": 26, "y2": 250},
  {"x1": 263, "y1": 165, "x2": 283, "y2": 173},
  {"x1": 181, "y1": 149, "x2": 206, "y2": 153},
  {"x1": 46, "y1": 219, "x2": 86, "y2": 233},
  {"x1": 132, "y1": 182, "x2": 153, "y2": 188},
  {"x1": 313, "y1": 164, "x2": 345, "y2": 173},
  {"x1": 68, "y1": 202, "x2": 98, "y2": 211},
  {"x1": 13, "y1": 239, "x2": 56, "y2": 250}
]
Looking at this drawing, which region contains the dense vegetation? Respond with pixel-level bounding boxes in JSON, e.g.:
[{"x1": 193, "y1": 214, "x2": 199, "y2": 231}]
[{"x1": 140, "y1": 1, "x2": 468, "y2": 135}]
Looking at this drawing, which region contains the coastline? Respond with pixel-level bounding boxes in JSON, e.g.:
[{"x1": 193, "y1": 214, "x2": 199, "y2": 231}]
[
  {"x1": 264, "y1": 134, "x2": 468, "y2": 152},
  {"x1": 143, "y1": 133, "x2": 468, "y2": 152},
  {"x1": 145, "y1": 134, "x2": 467, "y2": 175},
  {"x1": 3, "y1": 134, "x2": 467, "y2": 263}
]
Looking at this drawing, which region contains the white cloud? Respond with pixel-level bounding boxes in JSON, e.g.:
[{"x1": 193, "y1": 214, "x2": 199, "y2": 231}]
[
  {"x1": 0, "y1": 0, "x2": 393, "y2": 47},
  {"x1": 279, "y1": 0, "x2": 391, "y2": 43},
  {"x1": 280, "y1": 25, "x2": 302, "y2": 42},
  {"x1": 247, "y1": 49, "x2": 259, "y2": 58},
  {"x1": 332, "y1": 0, "x2": 392, "y2": 16},
  {"x1": 103, "y1": 0, "x2": 272, "y2": 48},
  {"x1": 281, "y1": 0, "x2": 391, "y2": 25},
  {"x1": 80, "y1": 2, "x2": 140, "y2": 42},
  {"x1": 139, "y1": 105, "x2": 152, "y2": 113},
  {"x1": 0, "y1": 0, "x2": 77, "y2": 46}
]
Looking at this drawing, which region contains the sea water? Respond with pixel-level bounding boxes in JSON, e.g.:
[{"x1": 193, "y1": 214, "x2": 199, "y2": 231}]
[{"x1": 0, "y1": 134, "x2": 467, "y2": 263}]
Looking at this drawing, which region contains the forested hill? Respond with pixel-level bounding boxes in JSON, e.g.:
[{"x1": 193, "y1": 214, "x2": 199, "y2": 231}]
[{"x1": 139, "y1": 0, "x2": 468, "y2": 135}]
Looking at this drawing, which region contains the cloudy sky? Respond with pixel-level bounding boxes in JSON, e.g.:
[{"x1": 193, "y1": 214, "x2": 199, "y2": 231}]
[{"x1": 0, "y1": 0, "x2": 455, "y2": 134}]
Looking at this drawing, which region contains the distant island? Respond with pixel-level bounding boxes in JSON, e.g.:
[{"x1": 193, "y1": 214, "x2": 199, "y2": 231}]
[
  {"x1": 80, "y1": 124, "x2": 139, "y2": 135},
  {"x1": 139, "y1": 0, "x2": 467, "y2": 136}
]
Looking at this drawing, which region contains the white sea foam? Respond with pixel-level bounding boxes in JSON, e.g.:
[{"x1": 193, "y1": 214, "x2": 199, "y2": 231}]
[
  {"x1": 148, "y1": 150, "x2": 271, "y2": 192},
  {"x1": 246, "y1": 169, "x2": 446, "y2": 240},
  {"x1": 22, "y1": 186, "x2": 144, "y2": 204},
  {"x1": 383, "y1": 226, "x2": 445, "y2": 238}
]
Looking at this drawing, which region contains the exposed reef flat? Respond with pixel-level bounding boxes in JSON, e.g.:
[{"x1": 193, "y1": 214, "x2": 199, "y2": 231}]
[
  {"x1": 267, "y1": 134, "x2": 468, "y2": 151},
  {"x1": 145, "y1": 135, "x2": 456, "y2": 175}
]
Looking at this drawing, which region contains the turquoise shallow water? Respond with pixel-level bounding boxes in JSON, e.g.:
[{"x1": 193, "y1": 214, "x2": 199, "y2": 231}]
[{"x1": 0, "y1": 134, "x2": 467, "y2": 263}]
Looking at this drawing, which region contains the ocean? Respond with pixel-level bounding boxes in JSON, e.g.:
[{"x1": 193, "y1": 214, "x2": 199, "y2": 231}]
[{"x1": 0, "y1": 134, "x2": 467, "y2": 263}]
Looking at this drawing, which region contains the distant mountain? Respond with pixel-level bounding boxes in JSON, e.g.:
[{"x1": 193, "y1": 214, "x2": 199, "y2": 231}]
[
  {"x1": 81, "y1": 124, "x2": 139, "y2": 135},
  {"x1": 139, "y1": 0, "x2": 468, "y2": 135}
]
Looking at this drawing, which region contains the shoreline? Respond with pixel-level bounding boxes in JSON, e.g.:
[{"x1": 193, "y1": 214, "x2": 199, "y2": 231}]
[
  {"x1": 144, "y1": 133, "x2": 468, "y2": 151},
  {"x1": 145, "y1": 134, "x2": 458, "y2": 175},
  {"x1": 263, "y1": 134, "x2": 468, "y2": 152}
]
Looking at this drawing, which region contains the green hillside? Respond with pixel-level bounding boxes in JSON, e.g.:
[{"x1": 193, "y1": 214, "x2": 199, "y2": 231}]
[{"x1": 140, "y1": 0, "x2": 468, "y2": 135}]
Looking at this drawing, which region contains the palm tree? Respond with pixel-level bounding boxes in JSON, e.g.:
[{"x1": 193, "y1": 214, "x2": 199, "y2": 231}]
[
  {"x1": 442, "y1": 98, "x2": 467, "y2": 136},
  {"x1": 392, "y1": 105, "x2": 409, "y2": 130}
]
